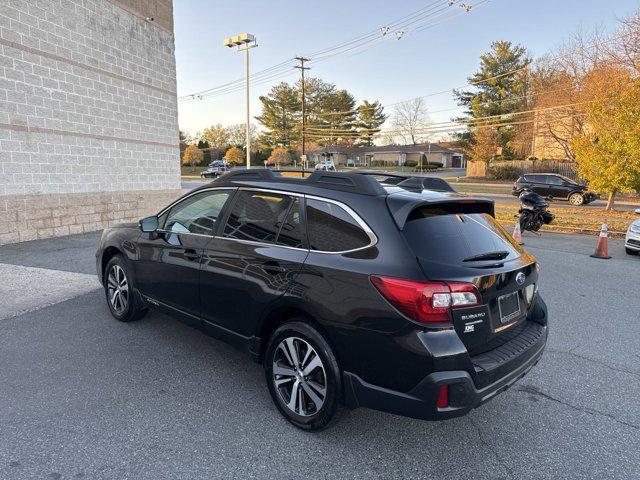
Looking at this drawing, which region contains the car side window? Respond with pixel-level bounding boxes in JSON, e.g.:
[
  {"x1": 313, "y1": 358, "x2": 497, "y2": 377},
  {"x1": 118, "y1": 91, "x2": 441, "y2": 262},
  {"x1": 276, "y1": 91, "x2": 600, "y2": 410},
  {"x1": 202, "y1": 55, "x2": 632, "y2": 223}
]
[
  {"x1": 223, "y1": 190, "x2": 300, "y2": 245},
  {"x1": 545, "y1": 176, "x2": 563, "y2": 185},
  {"x1": 275, "y1": 198, "x2": 304, "y2": 248},
  {"x1": 162, "y1": 190, "x2": 231, "y2": 236},
  {"x1": 306, "y1": 198, "x2": 371, "y2": 252}
]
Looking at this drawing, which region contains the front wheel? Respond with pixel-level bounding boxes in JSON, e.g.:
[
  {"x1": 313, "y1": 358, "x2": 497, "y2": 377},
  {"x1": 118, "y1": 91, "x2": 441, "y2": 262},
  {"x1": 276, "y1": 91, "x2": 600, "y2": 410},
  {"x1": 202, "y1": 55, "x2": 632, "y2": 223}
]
[
  {"x1": 569, "y1": 193, "x2": 585, "y2": 206},
  {"x1": 104, "y1": 255, "x2": 148, "y2": 322},
  {"x1": 626, "y1": 247, "x2": 639, "y2": 255},
  {"x1": 264, "y1": 321, "x2": 342, "y2": 431}
]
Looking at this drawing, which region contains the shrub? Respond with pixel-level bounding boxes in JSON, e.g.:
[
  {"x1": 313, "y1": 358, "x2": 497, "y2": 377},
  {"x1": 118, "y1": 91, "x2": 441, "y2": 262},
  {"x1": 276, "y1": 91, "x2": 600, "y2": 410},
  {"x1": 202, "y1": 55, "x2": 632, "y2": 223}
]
[
  {"x1": 225, "y1": 146, "x2": 245, "y2": 166},
  {"x1": 404, "y1": 159, "x2": 418, "y2": 167},
  {"x1": 266, "y1": 147, "x2": 292, "y2": 167},
  {"x1": 181, "y1": 145, "x2": 203, "y2": 168},
  {"x1": 489, "y1": 164, "x2": 522, "y2": 181}
]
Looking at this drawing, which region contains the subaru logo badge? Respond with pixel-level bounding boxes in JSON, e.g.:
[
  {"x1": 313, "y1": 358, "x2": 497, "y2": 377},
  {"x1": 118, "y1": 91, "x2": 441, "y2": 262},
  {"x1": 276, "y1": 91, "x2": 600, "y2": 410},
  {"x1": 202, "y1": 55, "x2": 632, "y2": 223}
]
[{"x1": 515, "y1": 272, "x2": 526, "y2": 286}]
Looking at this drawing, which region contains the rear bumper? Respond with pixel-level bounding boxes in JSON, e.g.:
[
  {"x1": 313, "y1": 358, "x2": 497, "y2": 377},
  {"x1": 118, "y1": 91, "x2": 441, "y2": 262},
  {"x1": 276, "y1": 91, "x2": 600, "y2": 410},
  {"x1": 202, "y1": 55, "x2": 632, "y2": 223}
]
[
  {"x1": 344, "y1": 341, "x2": 544, "y2": 420},
  {"x1": 343, "y1": 297, "x2": 548, "y2": 421}
]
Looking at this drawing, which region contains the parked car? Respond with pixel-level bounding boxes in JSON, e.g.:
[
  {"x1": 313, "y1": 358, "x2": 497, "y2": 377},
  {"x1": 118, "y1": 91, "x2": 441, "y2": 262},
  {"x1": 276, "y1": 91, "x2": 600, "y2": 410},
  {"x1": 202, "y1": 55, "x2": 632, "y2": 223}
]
[
  {"x1": 201, "y1": 160, "x2": 231, "y2": 178},
  {"x1": 371, "y1": 172, "x2": 456, "y2": 192},
  {"x1": 625, "y1": 217, "x2": 640, "y2": 255},
  {"x1": 512, "y1": 173, "x2": 598, "y2": 206},
  {"x1": 96, "y1": 169, "x2": 548, "y2": 431},
  {"x1": 314, "y1": 159, "x2": 336, "y2": 171}
]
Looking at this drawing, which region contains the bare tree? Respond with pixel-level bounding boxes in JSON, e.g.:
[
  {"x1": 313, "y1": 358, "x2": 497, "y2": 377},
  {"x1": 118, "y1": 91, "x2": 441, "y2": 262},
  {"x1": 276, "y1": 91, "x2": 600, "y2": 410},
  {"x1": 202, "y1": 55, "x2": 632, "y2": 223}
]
[
  {"x1": 226, "y1": 123, "x2": 258, "y2": 148},
  {"x1": 391, "y1": 98, "x2": 430, "y2": 145},
  {"x1": 606, "y1": 11, "x2": 640, "y2": 74}
]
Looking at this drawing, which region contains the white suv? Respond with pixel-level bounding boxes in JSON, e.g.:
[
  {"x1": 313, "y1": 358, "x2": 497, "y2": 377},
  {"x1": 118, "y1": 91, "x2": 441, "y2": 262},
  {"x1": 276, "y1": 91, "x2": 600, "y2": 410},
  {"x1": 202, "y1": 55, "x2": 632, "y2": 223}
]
[{"x1": 626, "y1": 210, "x2": 640, "y2": 255}]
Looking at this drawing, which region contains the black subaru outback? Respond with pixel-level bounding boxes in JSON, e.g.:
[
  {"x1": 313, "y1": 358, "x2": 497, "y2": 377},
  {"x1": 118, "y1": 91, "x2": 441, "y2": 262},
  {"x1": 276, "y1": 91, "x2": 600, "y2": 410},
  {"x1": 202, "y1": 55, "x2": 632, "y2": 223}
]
[{"x1": 96, "y1": 169, "x2": 548, "y2": 431}]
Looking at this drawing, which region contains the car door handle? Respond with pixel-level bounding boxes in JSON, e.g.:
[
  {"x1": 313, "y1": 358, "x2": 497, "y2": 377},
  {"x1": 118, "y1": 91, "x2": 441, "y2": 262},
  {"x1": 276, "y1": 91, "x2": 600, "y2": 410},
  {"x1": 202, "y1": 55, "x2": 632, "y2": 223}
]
[
  {"x1": 183, "y1": 249, "x2": 201, "y2": 262},
  {"x1": 262, "y1": 261, "x2": 286, "y2": 275}
]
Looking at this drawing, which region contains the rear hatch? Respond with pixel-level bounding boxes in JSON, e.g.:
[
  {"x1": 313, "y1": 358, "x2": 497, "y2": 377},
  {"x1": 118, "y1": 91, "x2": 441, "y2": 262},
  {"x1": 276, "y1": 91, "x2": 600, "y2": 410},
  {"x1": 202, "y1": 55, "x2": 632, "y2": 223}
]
[{"x1": 400, "y1": 201, "x2": 539, "y2": 355}]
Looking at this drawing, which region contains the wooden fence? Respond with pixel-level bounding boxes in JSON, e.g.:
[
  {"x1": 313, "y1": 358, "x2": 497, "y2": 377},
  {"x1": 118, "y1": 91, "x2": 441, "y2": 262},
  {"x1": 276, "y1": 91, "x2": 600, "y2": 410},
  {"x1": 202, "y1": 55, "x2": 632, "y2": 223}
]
[{"x1": 468, "y1": 160, "x2": 579, "y2": 179}]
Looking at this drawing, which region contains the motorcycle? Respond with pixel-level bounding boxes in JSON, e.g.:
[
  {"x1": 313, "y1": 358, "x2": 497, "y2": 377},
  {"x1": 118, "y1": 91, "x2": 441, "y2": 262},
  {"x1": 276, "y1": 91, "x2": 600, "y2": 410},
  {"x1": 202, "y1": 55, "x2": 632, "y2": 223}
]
[{"x1": 518, "y1": 189, "x2": 555, "y2": 232}]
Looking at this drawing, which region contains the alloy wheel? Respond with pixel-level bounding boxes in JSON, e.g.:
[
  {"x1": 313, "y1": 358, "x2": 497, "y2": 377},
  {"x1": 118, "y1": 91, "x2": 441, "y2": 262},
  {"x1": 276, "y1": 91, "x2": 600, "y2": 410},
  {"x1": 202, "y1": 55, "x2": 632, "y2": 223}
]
[
  {"x1": 107, "y1": 264, "x2": 129, "y2": 315},
  {"x1": 570, "y1": 193, "x2": 584, "y2": 206},
  {"x1": 272, "y1": 336, "x2": 327, "y2": 417}
]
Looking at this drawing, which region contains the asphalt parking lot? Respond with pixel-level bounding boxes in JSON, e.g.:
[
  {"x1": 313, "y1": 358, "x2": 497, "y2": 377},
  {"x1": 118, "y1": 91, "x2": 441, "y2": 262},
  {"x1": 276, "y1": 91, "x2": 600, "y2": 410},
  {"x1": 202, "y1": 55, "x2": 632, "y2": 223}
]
[{"x1": 0, "y1": 231, "x2": 638, "y2": 479}]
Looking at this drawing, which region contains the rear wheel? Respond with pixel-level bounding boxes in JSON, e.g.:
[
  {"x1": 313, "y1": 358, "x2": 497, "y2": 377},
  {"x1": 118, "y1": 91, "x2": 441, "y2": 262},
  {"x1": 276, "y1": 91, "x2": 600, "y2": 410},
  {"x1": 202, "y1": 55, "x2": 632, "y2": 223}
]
[
  {"x1": 264, "y1": 321, "x2": 342, "y2": 431},
  {"x1": 104, "y1": 255, "x2": 148, "y2": 322},
  {"x1": 569, "y1": 193, "x2": 585, "y2": 206}
]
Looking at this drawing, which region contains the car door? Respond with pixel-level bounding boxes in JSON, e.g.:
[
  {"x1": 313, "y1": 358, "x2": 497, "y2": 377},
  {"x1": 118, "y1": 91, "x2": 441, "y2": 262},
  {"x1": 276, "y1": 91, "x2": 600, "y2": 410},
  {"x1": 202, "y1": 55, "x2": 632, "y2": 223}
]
[
  {"x1": 135, "y1": 188, "x2": 234, "y2": 325},
  {"x1": 546, "y1": 175, "x2": 568, "y2": 198},
  {"x1": 199, "y1": 189, "x2": 308, "y2": 340},
  {"x1": 545, "y1": 175, "x2": 567, "y2": 198},
  {"x1": 527, "y1": 175, "x2": 549, "y2": 196}
]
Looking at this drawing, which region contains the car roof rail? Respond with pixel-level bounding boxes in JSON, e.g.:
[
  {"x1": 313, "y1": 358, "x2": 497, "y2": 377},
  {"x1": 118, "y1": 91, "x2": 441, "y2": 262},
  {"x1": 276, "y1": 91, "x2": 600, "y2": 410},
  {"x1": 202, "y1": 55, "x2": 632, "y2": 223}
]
[{"x1": 218, "y1": 168, "x2": 386, "y2": 196}]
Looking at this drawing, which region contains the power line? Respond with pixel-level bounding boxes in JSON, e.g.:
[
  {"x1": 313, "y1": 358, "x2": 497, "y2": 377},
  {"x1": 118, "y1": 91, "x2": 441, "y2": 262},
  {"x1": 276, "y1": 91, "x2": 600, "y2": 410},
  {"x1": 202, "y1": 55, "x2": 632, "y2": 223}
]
[
  {"x1": 179, "y1": 1, "x2": 473, "y2": 102},
  {"x1": 299, "y1": 28, "x2": 627, "y2": 119},
  {"x1": 300, "y1": 102, "x2": 590, "y2": 138}
]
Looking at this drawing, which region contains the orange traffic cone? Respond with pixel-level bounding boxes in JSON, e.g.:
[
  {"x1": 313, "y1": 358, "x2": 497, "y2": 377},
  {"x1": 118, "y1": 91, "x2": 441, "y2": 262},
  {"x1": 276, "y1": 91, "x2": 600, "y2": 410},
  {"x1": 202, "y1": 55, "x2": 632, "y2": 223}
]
[
  {"x1": 590, "y1": 219, "x2": 611, "y2": 259},
  {"x1": 512, "y1": 220, "x2": 523, "y2": 245}
]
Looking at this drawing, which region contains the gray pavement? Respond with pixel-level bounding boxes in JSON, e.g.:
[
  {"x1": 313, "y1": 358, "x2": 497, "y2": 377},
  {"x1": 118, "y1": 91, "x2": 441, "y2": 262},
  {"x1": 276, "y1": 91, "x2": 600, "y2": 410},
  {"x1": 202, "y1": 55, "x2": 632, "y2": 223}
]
[{"x1": 0, "y1": 231, "x2": 638, "y2": 479}]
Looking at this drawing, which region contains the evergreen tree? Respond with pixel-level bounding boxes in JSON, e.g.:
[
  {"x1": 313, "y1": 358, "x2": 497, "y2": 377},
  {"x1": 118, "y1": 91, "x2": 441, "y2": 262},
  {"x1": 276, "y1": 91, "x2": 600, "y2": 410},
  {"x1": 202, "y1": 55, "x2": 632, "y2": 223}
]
[
  {"x1": 454, "y1": 41, "x2": 531, "y2": 157},
  {"x1": 356, "y1": 100, "x2": 387, "y2": 146},
  {"x1": 255, "y1": 82, "x2": 300, "y2": 148}
]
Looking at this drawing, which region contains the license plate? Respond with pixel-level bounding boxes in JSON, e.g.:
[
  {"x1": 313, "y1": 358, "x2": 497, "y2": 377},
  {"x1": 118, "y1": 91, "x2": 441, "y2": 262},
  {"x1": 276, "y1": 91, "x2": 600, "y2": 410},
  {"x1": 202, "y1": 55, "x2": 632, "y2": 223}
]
[{"x1": 498, "y1": 291, "x2": 522, "y2": 326}]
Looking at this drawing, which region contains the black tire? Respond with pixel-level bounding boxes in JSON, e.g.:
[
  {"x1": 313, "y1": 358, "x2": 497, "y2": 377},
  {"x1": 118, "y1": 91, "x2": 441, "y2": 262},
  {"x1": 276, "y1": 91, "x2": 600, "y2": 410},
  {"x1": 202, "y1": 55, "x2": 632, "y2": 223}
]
[
  {"x1": 104, "y1": 255, "x2": 148, "y2": 322},
  {"x1": 569, "y1": 192, "x2": 585, "y2": 206},
  {"x1": 264, "y1": 320, "x2": 342, "y2": 431},
  {"x1": 626, "y1": 247, "x2": 639, "y2": 255}
]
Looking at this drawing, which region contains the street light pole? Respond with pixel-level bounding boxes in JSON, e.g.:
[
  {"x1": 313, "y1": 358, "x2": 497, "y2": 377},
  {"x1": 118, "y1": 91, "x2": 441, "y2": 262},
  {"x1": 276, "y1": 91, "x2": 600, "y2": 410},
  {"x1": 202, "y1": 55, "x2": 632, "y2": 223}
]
[
  {"x1": 245, "y1": 46, "x2": 251, "y2": 169},
  {"x1": 224, "y1": 33, "x2": 257, "y2": 170}
]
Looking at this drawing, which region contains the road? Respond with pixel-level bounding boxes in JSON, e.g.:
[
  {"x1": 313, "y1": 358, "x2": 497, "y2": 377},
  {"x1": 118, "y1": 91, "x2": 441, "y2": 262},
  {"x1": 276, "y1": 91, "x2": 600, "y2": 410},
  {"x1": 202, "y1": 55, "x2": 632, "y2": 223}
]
[
  {"x1": 182, "y1": 171, "x2": 640, "y2": 215},
  {"x1": 180, "y1": 168, "x2": 469, "y2": 191},
  {"x1": 0, "y1": 230, "x2": 638, "y2": 479}
]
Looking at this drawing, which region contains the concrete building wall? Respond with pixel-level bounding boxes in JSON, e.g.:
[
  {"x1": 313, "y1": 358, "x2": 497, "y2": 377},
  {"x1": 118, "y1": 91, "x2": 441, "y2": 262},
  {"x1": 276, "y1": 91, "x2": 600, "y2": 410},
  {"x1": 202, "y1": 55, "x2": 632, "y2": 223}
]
[{"x1": 0, "y1": 0, "x2": 181, "y2": 245}]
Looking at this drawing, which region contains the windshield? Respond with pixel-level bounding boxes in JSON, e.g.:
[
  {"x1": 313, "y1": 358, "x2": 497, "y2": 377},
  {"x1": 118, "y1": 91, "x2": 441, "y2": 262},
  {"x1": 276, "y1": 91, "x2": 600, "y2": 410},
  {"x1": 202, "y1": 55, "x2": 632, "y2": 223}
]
[{"x1": 403, "y1": 211, "x2": 523, "y2": 265}]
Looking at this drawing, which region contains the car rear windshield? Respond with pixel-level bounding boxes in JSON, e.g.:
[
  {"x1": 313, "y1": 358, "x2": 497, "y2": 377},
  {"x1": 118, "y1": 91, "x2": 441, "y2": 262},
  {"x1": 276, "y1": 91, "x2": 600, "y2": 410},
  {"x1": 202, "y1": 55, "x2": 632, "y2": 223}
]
[{"x1": 403, "y1": 207, "x2": 522, "y2": 264}]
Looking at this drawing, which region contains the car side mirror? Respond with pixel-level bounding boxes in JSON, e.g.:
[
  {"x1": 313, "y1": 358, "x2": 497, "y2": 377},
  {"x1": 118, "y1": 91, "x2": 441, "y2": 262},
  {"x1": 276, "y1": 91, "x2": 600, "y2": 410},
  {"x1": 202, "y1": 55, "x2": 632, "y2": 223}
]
[{"x1": 139, "y1": 215, "x2": 159, "y2": 233}]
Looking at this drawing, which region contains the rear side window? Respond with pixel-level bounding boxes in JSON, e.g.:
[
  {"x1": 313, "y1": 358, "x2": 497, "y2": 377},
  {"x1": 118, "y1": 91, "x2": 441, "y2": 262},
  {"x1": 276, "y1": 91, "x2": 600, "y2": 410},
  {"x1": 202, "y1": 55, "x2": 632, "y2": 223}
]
[
  {"x1": 403, "y1": 210, "x2": 522, "y2": 264},
  {"x1": 545, "y1": 176, "x2": 563, "y2": 185},
  {"x1": 223, "y1": 190, "x2": 303, "y2": 246},
  {"x1": 306, "y1": 198, "x2": 372, "y2": 252}
]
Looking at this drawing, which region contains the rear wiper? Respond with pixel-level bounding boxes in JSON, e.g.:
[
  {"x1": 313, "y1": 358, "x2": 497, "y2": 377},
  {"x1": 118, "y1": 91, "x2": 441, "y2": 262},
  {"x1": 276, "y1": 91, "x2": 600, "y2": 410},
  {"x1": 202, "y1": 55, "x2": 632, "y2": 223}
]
[{"x1": 463, "y1": 250, "x2": 509, "y2": 262}]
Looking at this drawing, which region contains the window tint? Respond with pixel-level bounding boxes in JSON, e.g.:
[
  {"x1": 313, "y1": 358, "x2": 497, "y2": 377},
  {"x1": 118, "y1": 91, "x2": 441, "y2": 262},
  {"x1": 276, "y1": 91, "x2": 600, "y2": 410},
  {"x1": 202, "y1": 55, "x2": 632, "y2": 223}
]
[
  {"x1": 163, "y1": 190, "x2": 231, "y2": 236},
  {"x1": 403, "y1": 211, "x2": 521, "y2": 264},
  {"x1": 545, "y1": 175, "x2": 563, "y2": 185},
  {"x1": 224, "y1": 190, "x2": 300, "y2": 245},
  {"x1": 526, "y1": 175, "x2": 541, "y2": 183},
  {"x1": 306, "y1": 198, "x2": 371, "y2": 252},
  {"x1": 275, "y1": 198, "x2": 304, "y2": 248}
]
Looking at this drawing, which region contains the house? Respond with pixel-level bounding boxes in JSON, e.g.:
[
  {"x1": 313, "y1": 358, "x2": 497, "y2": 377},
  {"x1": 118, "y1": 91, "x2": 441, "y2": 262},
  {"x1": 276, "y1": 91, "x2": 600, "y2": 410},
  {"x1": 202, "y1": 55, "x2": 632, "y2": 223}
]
[{"x1": 307, "y1": 144, "x2": 465, "y2": 168}]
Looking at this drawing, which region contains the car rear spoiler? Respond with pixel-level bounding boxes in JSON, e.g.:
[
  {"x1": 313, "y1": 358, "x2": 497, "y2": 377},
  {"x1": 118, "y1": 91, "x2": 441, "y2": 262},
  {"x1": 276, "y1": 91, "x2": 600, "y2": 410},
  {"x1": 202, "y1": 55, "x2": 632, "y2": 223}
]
[{"x1": 387, "y1": 196, "x2": 495, "y2": 229}]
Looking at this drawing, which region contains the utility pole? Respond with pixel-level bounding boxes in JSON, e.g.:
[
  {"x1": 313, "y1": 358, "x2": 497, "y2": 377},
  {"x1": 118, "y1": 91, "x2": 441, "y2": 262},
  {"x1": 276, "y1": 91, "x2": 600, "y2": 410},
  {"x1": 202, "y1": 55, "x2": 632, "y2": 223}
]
[{"x1": 294, "y1": 56, "x2": 310, "y2": 169}]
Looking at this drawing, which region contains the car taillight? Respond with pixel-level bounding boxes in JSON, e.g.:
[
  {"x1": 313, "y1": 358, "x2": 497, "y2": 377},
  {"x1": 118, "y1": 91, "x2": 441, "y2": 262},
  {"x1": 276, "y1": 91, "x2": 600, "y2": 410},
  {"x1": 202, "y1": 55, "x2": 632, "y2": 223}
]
[{"x1": 370, "y1": 276, "x2": 482, "y2": 325}]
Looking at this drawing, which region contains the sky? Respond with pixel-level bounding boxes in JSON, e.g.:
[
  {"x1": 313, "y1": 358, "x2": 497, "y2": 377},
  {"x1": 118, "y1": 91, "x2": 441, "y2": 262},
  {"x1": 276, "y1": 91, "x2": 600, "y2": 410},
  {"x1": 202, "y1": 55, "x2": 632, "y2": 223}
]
[{"x1": 174, "y1": 0, "x2": 640, "y2": 136}]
